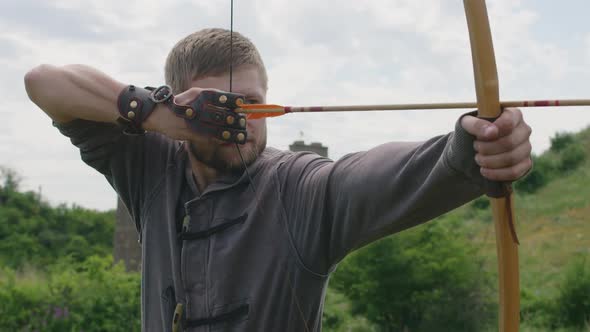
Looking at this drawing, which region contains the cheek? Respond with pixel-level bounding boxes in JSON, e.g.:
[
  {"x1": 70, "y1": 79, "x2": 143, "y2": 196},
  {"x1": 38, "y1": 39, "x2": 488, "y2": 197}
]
[{"x1": 248, "y1": 119, "x2": 266, "y2": 135}]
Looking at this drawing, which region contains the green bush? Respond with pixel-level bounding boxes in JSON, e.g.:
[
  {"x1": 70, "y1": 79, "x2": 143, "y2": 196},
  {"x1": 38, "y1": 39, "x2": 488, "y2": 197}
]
[
  {"x1": 520, "y1": 288, "x2": 558, "y2": 329},
  {"x1": 471, "y1": 196, "x2": 490, "y2": 210},
  {"x1": 322, "y1": 289, "x2": 377, "y2": 332},
  {"x1": 557, "y1": 144, "x2": 586, "y2": 173},
  {"x1": 554, "y1": 255, "x2": 590, "y2": 329},
  {"x1": 0, "y1": 255, "x2": 141, "y2": 332},
  {"x1": 550, "y1": 132, "x2": 575, "y2": 152},
  {"x1": 515, "y1": 131, "x2": 587, "y2": 194},
  {"x1": 0, "y1": 185, "x2": 114, "y2": 269},
  {"x1": 515, "y1": 155, "x2": 556, "y2": 194},
  {"x1": 330, "y1": 220, "x2": 494, "y2": 332}
]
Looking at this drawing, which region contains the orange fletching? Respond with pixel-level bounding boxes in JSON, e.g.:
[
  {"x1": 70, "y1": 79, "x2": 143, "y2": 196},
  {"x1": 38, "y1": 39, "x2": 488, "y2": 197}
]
[
  {"x1": 239, "y1": 104, "x2": 286, "y2": 119},
  {"x1": 246, "y1": 112, "x2": 284, "y2": 119}
]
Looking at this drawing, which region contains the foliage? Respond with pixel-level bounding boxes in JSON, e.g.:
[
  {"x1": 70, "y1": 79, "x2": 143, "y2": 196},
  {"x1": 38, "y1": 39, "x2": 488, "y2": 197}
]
[
  {"x1": 557, "y1": 144, "x2": 586, "y2": 172},
  {"x1": 515, "y1": 155, "x2": 555, "y2": 194},
  {"x1": 518, "y1": 255, "x2": 590, "y2": 331},
  {"x1": 515, "y1": 130, "x2": 587, "y2": 194},
  {"x1": 323, "y1": 288, "x2": 377, "y2": 332},
  {"x1": 554, "y1": 255, "x2": 590, "y2": 329},
  {"x1": 0, "y1": 255, "x2": 141, "y2": 332},
  {"x1": 0, "y1": 178, "x2": 114, "y2": 269},
  {"x1": 330, "y1": 220, "x2": 494, "y2": 332},
  {"x1": 470, "y1": 196, "x2": 490, "y2": 210},
  {"x1": 0, "y1": 166, "x2": 22, "y2": 192},
  {"x1": 550, "y1": 132, "x2": 576, "y2": 152},
  {"x1": 520, "y1": 287, "x2": 559, "y2": 329}
]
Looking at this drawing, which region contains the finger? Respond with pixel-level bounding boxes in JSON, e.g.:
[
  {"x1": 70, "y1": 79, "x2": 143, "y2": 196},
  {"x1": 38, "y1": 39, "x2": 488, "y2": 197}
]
[
  {"x1": 474, "y1": 122, "x2": 532, "y2": 155},
  {"x1": 174, "y1": 87, "x2": 204, "y2": 105},
  {"x1": 475, "y1": 141, "x2": 532, "y2": 169},
  {"x1": 492, "y1": 107, "x2": 523, "y2": 138},
  {"x1": 461, "y1": 115, "x2": 499, "y2": 140},
  {"x1": 480, "y1": 157, "x2": 533, "y2": 181}
]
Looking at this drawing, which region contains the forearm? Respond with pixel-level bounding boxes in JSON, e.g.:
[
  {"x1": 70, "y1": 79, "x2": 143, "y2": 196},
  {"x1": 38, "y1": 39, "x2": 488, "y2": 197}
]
[
  {"x1": 323, "y1": 126, "x2": 486, "y2": 263},
  {"x1": 24, "y1": 64, "x2": 125, "y2": 124}
]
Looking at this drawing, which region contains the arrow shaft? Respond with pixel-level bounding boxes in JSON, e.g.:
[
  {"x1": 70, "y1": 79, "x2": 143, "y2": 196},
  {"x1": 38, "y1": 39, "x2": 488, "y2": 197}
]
[{"x1": 239, "y1": 99, "x2": 590, "y2": 115}]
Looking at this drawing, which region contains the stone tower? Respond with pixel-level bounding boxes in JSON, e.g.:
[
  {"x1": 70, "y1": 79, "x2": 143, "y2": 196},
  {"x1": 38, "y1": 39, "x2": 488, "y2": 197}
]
[
  {"x1": 288, "y1": 140, "x2": 328, "y2": 157},
  {"x1": 113, "y1": 198, "x2": 141, "y2": 271}
]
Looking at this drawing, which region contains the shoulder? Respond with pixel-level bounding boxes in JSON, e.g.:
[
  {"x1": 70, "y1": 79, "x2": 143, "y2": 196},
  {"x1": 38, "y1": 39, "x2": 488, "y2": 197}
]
[
  {"x1": 254, "y1": 147, "x2": 333, "y2": 185},
  {"x1": 257, "y1": 147, "x2": 331, "y2": 167}
]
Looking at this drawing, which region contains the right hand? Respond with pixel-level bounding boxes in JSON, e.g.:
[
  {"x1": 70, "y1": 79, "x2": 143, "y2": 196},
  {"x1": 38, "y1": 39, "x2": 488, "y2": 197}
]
[{"x1": 143, "y1": 87, "x2": 205, "y2": 140}]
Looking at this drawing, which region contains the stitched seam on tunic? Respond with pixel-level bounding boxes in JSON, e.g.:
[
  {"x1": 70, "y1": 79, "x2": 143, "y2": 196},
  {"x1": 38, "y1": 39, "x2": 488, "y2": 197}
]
[
  {"x1": 274, "y1": 156, "x2": 329, "y2": 280},
  {"x1": 140, "y1": 161, "x2": 179, "y2": 223}
]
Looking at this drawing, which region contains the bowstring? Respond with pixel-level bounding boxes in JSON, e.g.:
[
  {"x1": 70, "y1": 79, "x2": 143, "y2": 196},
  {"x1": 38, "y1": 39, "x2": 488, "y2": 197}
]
[
  {"x1": 229, "y1": 0, "x2": 233, "y2": 92},
  {"x1": 228, "y1": 1, "x2": 311, "y2": 331}
]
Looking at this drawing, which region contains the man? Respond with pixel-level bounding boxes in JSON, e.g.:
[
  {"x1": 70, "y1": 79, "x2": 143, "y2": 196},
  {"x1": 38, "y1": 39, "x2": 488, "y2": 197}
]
[{"x1": 25, "y1": 28, "x2": 532, "y2": 331}]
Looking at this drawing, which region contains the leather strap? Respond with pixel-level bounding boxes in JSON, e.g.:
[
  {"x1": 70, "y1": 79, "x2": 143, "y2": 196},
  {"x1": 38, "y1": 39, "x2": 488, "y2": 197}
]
[{"x1": 116, "y1": 85, "x2": 168, "y2": 135}]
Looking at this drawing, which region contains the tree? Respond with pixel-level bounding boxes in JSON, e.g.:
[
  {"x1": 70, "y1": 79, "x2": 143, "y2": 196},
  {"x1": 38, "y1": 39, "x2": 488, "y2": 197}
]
[
  {"x1": 0, "y1": 166, "x2": 22, "y2": 192},
  {"x1": 330, "y1": 220, "x2": 494, "y2": 332}
]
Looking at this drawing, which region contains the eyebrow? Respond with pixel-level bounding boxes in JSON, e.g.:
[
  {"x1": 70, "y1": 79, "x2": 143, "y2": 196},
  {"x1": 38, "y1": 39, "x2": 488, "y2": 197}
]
[
  {"x1": 240, "y1": 90, "x2": 264, "y2": 102},
  {"x1": 245, "y1": 94, "x2": 263, "y2": 101}
]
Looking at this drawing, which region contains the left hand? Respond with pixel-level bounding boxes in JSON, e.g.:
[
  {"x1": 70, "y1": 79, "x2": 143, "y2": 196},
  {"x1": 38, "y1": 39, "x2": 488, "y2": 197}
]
[{"x1": 461, "y1": 107, "x2": 532, "y2": 181}]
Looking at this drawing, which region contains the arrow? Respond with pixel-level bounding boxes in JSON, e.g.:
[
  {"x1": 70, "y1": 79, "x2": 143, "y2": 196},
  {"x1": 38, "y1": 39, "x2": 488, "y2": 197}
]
[{"x1": 237, "y1": 99, "x2": 590, "y2": 119}]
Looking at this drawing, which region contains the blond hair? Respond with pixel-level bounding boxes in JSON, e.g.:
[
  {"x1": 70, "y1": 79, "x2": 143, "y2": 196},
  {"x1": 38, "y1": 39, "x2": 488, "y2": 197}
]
[{"x1": 165, "y1": 28, "x2": 267, "y2": 93}]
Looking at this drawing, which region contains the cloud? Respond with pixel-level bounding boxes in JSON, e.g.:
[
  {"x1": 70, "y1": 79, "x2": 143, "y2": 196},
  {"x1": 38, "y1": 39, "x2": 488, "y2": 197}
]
[
  {"x1": 0, "y1": 0, "x2": 110, "y2": 41},
  {"x1": 2, "y1": 0, "x2": 590, "y2": 210}
]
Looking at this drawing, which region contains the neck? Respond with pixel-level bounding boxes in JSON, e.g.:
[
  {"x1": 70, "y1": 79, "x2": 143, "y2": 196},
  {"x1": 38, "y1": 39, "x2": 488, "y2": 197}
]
[{"x1": 187, "y1": 150, "x2": 224, "y2": 193}]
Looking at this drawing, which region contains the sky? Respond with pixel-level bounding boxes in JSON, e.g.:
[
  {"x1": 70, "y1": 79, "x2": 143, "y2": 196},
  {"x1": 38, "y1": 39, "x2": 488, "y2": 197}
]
[{"x1": 1, "y1": 0, "x2": 589, "y2": 211}]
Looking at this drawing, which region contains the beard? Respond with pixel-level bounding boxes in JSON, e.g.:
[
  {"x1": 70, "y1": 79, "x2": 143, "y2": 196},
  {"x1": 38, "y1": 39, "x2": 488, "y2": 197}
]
[{"x1": 186, "y1": 134, "x2": 267, "y2": 174}]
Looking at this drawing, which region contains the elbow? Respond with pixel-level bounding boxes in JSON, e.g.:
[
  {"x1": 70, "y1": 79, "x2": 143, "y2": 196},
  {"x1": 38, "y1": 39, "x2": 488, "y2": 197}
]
[
  {"x1": 24, "y1": 65, "x2": 44, "y2": 102},
  {"x1": 24, "y1": 64, "x2": 53, "y2": 102}
]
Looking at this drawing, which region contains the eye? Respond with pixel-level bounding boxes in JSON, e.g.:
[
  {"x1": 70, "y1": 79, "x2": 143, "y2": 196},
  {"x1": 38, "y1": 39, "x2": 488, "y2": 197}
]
[{"x1": 246, "y1": 96, "x2": 262, "y2": 104}]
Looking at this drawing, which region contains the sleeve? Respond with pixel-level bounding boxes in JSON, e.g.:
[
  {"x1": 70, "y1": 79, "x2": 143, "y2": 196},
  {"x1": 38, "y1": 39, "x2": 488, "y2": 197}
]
[
  {"x1": 54, "y1": 119, "x2": 177, "y2": 232},
  {"x1": 277, "y1": 118, "x2": 486, "y2": 274}
]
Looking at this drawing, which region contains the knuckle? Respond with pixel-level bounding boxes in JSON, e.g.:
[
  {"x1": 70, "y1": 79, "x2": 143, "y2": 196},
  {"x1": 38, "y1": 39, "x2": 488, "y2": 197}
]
[
  {"x1": 506, "y1": 153, "x2": 518, "y2": 166},
  {"x1": 525, "y1": 141, "x2": 533, "y2": 154},
  {"x1": 501, "y1": 137, "x2": 515, "y2": 150},
  {"x1": 488, "y1": 170, "x2": 500, "y2": 181},
  {"x1": 476, "y1": 141, "x2": 490, "y2": 154},
  {"x1": 476, "y1": 154, "x2": 486, "y2": 167},
  {"x1": 505, "y1": 117, "x2": 517, "y2": 130},
  {"x1": 477, "y1": 120, "x2": 489, "y2": 132},
  {"x1": 509, "y1": 167, "x2": 520, "y2": 179},
  {"x1": 526, "y1": 124, "x2": 533, "y2": 136}
]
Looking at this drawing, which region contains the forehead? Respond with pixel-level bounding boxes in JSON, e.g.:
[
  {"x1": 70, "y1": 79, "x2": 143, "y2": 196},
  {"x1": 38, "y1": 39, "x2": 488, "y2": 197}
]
[{"x1": 191, "y1": 66, "x2": 266, "y2": 99}]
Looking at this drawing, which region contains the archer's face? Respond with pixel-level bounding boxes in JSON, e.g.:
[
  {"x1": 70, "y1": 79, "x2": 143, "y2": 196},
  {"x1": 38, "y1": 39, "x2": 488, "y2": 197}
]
[{"x1": 186, "y1": 65, "x2": 268, "y2": 172}]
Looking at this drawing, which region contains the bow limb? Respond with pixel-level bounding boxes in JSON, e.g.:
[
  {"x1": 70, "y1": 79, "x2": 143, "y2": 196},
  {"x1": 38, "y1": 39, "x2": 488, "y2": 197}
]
[{"x1": 463, "y1": 1, "x2": 520, "y2": 331}]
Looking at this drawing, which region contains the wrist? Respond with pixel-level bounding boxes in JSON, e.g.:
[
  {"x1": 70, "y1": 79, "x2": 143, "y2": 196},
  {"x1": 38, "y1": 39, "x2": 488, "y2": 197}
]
[
  {"x1": 142, "y1": 103, "x2": 168, "y2": 133},
  {"x1": 116, "y1": 85, "x2": 173, "y2": 135}
]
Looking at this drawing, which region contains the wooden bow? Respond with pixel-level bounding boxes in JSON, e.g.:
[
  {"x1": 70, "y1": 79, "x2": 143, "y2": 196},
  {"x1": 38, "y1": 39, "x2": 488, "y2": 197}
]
[{"x1": 463, "y1": 1, "x2": 520, "y2": 331}]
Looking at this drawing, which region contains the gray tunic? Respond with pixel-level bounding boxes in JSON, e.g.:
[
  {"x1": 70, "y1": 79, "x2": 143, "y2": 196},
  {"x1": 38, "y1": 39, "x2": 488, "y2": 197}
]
[{"x1": 55, "y1": 118, "x2": 485, "y2": 332}]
